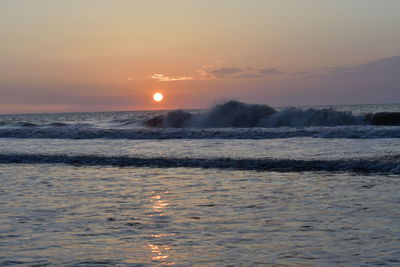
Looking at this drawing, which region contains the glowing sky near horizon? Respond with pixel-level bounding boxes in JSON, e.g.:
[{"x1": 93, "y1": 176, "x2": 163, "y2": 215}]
[{"x1": 1, "y1": 0, "x2": 400, "y2": 113}]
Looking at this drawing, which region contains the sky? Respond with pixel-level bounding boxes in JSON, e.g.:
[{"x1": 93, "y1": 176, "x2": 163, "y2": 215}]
[{"x1": 1, "y1": 0, "x2": 400, "y2": 113}]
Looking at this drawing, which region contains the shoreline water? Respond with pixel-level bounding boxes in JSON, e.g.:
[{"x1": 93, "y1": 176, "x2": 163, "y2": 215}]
[
  {"x1": 1, "y1": 102, "x2": 399, "y2": 265},
  {"x1": 1, "y1": 164, "x2": 399, "y2": 266}
]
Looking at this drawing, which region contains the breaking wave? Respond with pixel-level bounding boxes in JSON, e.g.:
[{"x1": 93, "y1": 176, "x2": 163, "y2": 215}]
[
  {"x1": 146, "y1": 101, "x2": 359, "y2": 128},
  {"x1": 144, "y1": 101, "x2": 400, "y2": 128},
  {"x1": 259, "y1": 107, "x2": 361, "y2": 127},
  {"x1": 0, "y1": 101, "x2": 399, "y2": 140},
  {"x1": 0, "y1": 153, "x2": 399, "y2": 174}
]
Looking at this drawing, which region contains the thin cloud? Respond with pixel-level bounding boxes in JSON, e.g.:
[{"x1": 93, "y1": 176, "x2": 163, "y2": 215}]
[
  {"x1": 151, "y1": 66, "x2": 287, "y2": 81},
  {"x1": 234, "y1": 73, "x2": 265, "y2": 79},
  {"x1": 320, "y1": 66, "x2": 355, "y2": 75},
  {"x1": 207, "y1": 67, "x2": 285, "y2": 79},
  {"x1": 151, "y1": 74, "x2": 194, "y2": 82},
  {"x1": 211, "y1": 67, "x2": 243, "y2": 78},
  {"x1": 314, "y1": 55, "x2": 400, "y2": 82},
  {"x1": 195, "y1": 69, "x2": 211, "y2": 77},
  {"x1": 256, "y1": 68, "x2": 284, "y2": 75}
]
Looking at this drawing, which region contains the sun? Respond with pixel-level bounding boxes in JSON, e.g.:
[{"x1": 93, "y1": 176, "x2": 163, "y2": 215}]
[{"x1": 153, "y1": 92, "x2": 163, "y2": 102}]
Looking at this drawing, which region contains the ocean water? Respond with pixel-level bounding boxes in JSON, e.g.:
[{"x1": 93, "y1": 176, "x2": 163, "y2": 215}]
[{"x1": 1, "y1": 102, "x2": 400, "y2": 266}]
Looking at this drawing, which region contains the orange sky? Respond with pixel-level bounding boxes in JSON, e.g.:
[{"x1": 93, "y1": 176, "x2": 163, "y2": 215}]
[{"x1": 1, "y1": 0, "x2": 400, "y2": 113}]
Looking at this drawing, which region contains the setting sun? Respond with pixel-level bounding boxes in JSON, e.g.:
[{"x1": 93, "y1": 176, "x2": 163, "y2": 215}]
[{"x1": 153, "y1": 92, "x2": 163, "y2": 102}]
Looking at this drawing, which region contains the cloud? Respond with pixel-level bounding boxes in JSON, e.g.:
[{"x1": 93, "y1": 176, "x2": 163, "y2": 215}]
[
  {"x1": 302, "y1": 55, "x2": 400, "y2": 103},
  {"x1": 208, "y1": 67, "x2": 285, "y2": 79},
  {"x1": 256, "y1": 68, "x2": 284, "y2": 75},
  {"x1": 195, "y1": 69, "x2": 212, "y2": 77},
  {"x1": 233, "y1": 73, "x2": 265, "y2": 79},
  {"x1": 211, "y1": 67, "x2": 243, "y2": 78},
  {"x1": 318, "y1": 56, "x2": 400, "y2": 82},
  {"x1": 151, "y1": 73, "x2": 193, "y2": 82},
  {"x1": 319, "y1": 66, "x2": 355, "y2": 76},
  {"x1": 151, "y1": 66, "x2": 286, "y2": 82}
]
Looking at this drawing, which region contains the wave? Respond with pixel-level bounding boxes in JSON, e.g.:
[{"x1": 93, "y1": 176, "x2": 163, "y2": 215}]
[
  {"x1": 144, "y1": 101, "x2": 400, "y2": 128},
  {"x1": 0, "y1": 153, "x2": 399, "y2": 174},
  {"x1": 144, "y1": 101, "x2": 360, "y2": 128},
  {"x1": 259, "y1": 107, "x2": 361, "y2": 127},
  {"x1": 1, "y1": 126, "x2": 400, "y2": 139},
  {"x1": 0, "y1": 121, "x2": 39, "y2": 127},
  {"x1": 0, "y1": 121, "x2": 93, "y2": 128},
  {"x1": 109, "y1": 118, "x2": 143, "y2": 126},
  {"x1": 0, "y1": 101, "x2": 398, "y2": 140}
]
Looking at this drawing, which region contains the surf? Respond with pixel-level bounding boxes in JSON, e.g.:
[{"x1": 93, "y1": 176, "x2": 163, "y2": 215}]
[{"x1": 144, "y1": 101, "x2": 400, "y2": 128}]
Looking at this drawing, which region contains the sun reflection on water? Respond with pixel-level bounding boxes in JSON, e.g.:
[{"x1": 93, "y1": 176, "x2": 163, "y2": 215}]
[
  {"x1": 147, "y1": 191, "x2": 176, "y2": 265},
  {"x1": 150, "y1": 193, "x2": 169, "y2": 214},
  {"x1": 148, "y1": 244, "x2": 175, "y2": 264}
]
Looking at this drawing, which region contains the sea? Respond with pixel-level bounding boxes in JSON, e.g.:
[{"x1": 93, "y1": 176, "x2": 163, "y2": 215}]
[{"x1": 0, "y1": 102, "x2": 400, "y2": 266}]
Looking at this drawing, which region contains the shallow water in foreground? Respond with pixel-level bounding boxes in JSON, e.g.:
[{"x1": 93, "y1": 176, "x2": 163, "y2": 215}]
[{"x1": 1, "y1": 165, "x2": 399, "y2": 266}]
